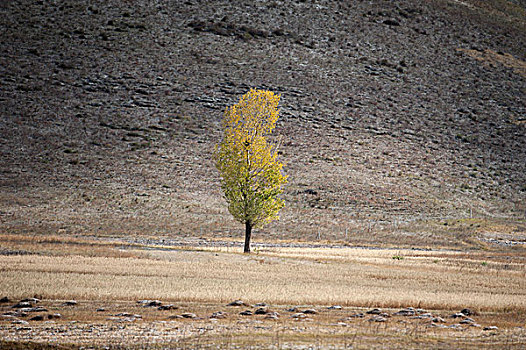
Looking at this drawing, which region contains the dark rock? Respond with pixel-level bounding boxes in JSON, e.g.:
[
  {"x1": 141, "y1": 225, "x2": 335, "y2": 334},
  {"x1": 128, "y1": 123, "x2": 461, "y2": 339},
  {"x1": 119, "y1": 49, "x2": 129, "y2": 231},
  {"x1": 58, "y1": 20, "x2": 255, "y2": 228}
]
[
  {"x1": 302, "y1": 309, "x2": 318, "y2": 314},
  {"x1": 145, "y1": 300, "x2": 162, "y2": 307},
  {"x1": 29, "y1": 315, "x2": 44, "y2": 321},
  {"x1": 12, "y1": 302, "x2": 32, "y2": 309},
  {"x1": 0, "y1": 297, "x2": 10, "y2": 303},
  {"x1": 96, "y1": 308, "x2": 105, "y2": 312},
  {"x1": 291, "y1": 313, "x2": 307, "y2": 319},
  {"x1": 28, "y1": 307, "x2": 47, "y2": 313},
  {"x1": 460, "y1": 308, "x2": 474, "y2": 316},
  {"x1": 327, "y1": 305, "x2": 342, "y2": 310},
  {"x1": 254, "y1": 307, "x2": 268, "y2": 315},
  {"x1": 450, "y1": 312, "x2": 465, "y2": 318},
  {"x1": 459, "y1": 318, "x2": 475, "y2": 324},
  {"x1": 63, "y1": 300, "x2": 77, "y2": 306},
  {"x1": 47, "y1": 313, "x2": 61, "y2": 319},
  {"x1": 393, "y1": 309, "x2": 415, "y2": 316},
  {"x1": 181, "y1": 312, "x2": 197, "y2": 319},
  {"x1": 366, "y1": 308, "x2": 381, "y2": 315},
  {"x1": 227, "y1": 300, "x2": 245, "y2": 307},
  {"x1": 383, "y1": 19, "x2": 400, "y2": 26},
  {"x1": 158, "y1": 304, "x2": 177, "y2": 310},
  {"x1": 239, "y1": 310, "x2": 253, "y2": 316},
  {"x1": 483, "y1": 326, "x2": 498, "y2": 331}
]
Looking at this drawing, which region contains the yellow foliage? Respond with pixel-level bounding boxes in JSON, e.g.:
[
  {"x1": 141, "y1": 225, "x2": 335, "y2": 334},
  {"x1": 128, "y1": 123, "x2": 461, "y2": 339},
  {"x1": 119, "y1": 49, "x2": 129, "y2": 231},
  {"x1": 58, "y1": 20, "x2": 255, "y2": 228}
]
[{"x1": 214, "y1": 89, "x2": 287, "y2": 229}]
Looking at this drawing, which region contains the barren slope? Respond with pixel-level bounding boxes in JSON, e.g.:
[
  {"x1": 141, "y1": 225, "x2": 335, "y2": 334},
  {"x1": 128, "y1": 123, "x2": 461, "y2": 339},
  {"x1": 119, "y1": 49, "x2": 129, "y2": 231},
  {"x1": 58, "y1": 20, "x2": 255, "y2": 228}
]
[{"x1": 1, "y1": 0, "x2": 525, "y2": 247}]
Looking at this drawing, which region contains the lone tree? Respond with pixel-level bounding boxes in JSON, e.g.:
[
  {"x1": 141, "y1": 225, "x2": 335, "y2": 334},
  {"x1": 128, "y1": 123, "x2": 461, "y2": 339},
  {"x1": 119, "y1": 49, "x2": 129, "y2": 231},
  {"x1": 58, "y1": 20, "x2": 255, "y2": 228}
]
[{"x1": 214, "y1": 89, "x2": 287, "y2": 253}]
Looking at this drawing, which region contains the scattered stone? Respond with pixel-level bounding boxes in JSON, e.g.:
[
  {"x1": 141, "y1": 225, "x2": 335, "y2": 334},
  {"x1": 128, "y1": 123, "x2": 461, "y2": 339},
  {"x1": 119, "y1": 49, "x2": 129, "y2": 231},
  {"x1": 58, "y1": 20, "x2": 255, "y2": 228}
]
[
  {"x1": 11, "y1": 320, "x2": 29, "y2": 325},
  {"x1": 265, "y1": 314, "x2": 279, "y2": 320},
  {"x1": 210, "y1": 311, "x2": 227, "y2": 319},
  {"x1": 1, "y1": 315, "x2": 16, "y2": 321},
  {"x1": 254, "y1": 307, "x2": 268, "y2": 315},
  {"x1": 21, "y1": 298, "x2": 39, "y2": 304},
  {"x1": 27, "y1": 307, "x2": 48, "y2": 313},
  {"x1": 227, "y1": 300, "x2": 245, "y2": 307},
  {"x1": 265, "y1": 311, "x2": 280, "y2": 320},
  {"x1": 483, "y1": 326, "x2": 499, "y2": 331},
  {"x1": 328, "y1": 305, "x2": 342, "y2": 310},
  {"x1": 348, "y1": 312, "x2": 365, "y2": 318},
  {"x1": 168, "y1": 315, "x2": 183, "y2": 319},
  {"x1": 393, "y1": 308, "x2": 415, "y2": 316},
  {"x1": 0, "y1": 297, "x2": 9, "y2": 303},
  {"x1": 286, "y1": 307, "x2": 297, "y2": 312},
  {"x1": 96, "y1": 308, "x2": 105, "y2": 312},
  {"x1": 369, "y1": 316, "x2": 387, "y2": 322},
  {"x1": 459, "y1": 318, "x2": 475, "y2": 324},
  {"x1": 302, "y1": 309, "x2": 318, "y2": 314},
  {"x1": 432, "y1": 317, "x2": 446, "y2": 323},
  {"x1": 29, "y1": 315, "x2": 44, "y2": 321},
  {"x1": 12, "y1": 302, "x2": 32, "y2": 309},
  {"x1": 181, "y1": 312, "x2": 197, "y2": 319},
  {"x1": 158, "y1": 304, "x2": 177, "y2": 310},
  {"x1": 146, "y1": 300, "x2": 162, "y2": 307},
  {"x1": 63, "y1": 300, "x2": 77, "y2": 306},
  {"x1": 48, "y1": 313, "x2": 62, "y2": 319},
  {"x1": 291, "y1": 313, "x2": 307, "y2": 319},
  {"x1": 450, "y1": 313, "x2": 465, "y2": 318},
  {"x1": 239, "y1": 310, "x2": 253, "y2": 316},
  {"x1": 254, "y1": 303, "x2": 268, "y2": 307},
  {"x1": 366, "y1": 308, "x2": 381, "y2": 315},
  {"x1": 460, "y1": 308, "x2": 474, "y2": 316}
]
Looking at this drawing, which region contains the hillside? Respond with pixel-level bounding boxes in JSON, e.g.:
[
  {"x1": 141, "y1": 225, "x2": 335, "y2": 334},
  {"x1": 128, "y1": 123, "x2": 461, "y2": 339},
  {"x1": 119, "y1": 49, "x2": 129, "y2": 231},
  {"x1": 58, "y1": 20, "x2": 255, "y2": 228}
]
[{"x1": 1, "y1": 0, "x2": 525, "y2": 248}]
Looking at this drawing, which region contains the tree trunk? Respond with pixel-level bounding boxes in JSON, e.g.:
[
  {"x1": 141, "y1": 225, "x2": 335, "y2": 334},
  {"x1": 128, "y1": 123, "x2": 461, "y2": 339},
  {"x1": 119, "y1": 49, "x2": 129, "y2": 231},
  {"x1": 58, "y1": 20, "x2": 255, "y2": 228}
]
[{"x1": 244, "y1": 221, "x2": 252, "y2": 253}]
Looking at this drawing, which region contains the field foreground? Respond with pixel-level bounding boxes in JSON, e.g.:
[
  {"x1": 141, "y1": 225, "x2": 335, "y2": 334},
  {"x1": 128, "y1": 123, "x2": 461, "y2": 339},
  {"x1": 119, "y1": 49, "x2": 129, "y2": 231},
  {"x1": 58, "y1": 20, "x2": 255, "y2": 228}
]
[{"x1": 0, "y1": 234, "x2": 525, "y2": 349}]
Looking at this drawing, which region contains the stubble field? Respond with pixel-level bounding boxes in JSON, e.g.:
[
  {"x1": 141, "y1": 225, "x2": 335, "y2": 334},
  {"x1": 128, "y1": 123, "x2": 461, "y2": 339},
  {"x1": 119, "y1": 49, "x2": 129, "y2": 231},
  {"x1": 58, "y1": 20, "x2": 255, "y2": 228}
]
[{"x1": 1, "y1": 233, "x2": 525, "y2": 349}]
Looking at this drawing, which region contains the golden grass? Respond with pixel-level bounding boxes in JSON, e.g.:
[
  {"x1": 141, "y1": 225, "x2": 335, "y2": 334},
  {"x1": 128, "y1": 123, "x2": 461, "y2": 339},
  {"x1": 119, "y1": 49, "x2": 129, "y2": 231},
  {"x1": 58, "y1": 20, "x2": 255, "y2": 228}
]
[{"x1": 1, "y1": 242, "x2": 525, "y2": 313}]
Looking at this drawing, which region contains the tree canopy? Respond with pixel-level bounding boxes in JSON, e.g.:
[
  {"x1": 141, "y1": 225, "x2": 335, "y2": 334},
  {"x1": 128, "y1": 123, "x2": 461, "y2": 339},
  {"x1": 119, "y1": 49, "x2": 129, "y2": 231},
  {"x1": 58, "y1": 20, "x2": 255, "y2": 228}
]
[{"x1": 214, "y1": 89, "x2": 287, "y2": 253}]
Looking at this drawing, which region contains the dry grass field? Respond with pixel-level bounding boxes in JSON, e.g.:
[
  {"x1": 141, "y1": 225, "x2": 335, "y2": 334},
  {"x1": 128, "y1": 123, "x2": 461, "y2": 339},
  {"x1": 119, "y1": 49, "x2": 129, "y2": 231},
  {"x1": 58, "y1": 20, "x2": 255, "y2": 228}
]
[{"x1": 1, "y1": 233, "x2": 525, "y2": 349}]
